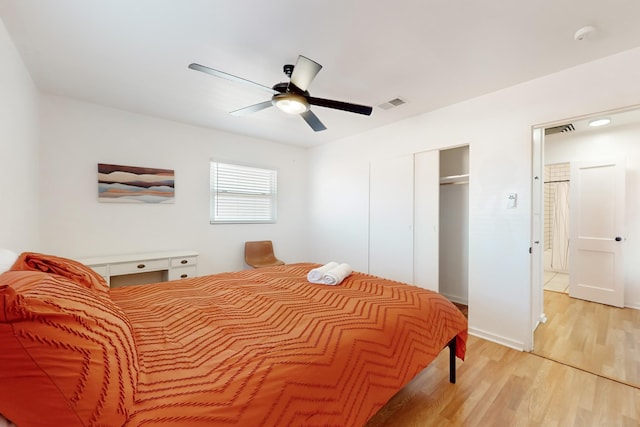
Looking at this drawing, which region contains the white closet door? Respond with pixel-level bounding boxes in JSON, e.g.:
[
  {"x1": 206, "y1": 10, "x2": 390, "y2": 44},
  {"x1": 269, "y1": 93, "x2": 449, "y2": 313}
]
[
  {"x1": 414, "y1": 150, "x2": 439, "y2": 291},
  {"x1": 369, "y1": 155, "x2": 414, "y2": 284}
]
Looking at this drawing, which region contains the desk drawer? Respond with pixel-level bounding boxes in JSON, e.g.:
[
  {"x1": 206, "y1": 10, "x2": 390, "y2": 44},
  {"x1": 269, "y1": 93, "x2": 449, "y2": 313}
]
[
  {"x1": 110, "y1": 259, "x2": 170, "y2": 275},
  {"x1": 170, "y1": 256, "x2": 197, "y2": 267},
  {"x1": 168, "y1": 266, "x2": 197, "y2": 281}
]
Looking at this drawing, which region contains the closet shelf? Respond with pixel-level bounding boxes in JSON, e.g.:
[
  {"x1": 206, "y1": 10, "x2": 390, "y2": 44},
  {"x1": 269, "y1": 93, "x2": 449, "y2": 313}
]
[{"x1": 440, "y1": 174, "x2": 469, "y2": 185}]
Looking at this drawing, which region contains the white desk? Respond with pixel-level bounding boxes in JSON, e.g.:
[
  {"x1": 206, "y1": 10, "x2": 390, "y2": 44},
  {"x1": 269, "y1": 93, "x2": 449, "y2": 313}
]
[{"x1": 76, "y1": 250, "x2": 198, "y2": 287}]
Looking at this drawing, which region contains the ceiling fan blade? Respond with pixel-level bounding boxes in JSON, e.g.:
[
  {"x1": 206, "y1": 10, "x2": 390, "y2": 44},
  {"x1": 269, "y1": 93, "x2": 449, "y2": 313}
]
[
  {"x1": 301, "y1": 110, "x2": 327, "y2": 132},
  {"x1": 308, "y1": 96, "x2": 373, "y2": 116},
  {"x1": 230, "y1": 100, "x2": 274, "y2": 116},
  {"x1": 289, "y1": 55, "x2": 322, "y2": 92},
  {"x1": 188, "y1": 63, "x2": 277, "y2": 95}
]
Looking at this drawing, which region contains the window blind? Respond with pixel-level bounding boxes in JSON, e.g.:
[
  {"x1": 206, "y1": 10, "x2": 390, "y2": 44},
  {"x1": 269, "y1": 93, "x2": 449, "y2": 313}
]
[{"x1": 210, "y1": 161, "x2": 277, "y2": 223}]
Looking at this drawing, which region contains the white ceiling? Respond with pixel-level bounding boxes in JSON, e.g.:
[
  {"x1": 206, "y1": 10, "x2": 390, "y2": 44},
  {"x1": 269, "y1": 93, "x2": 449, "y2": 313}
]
[{"x1": 2, "y1": 0, "x2": 640, "y2": 147}]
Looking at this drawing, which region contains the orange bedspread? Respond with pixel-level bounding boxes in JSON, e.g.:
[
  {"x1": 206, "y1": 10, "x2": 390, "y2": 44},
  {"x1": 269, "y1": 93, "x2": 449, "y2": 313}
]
[{"x1": 110, "y1": 263, "x2": 467, "y2": 426}]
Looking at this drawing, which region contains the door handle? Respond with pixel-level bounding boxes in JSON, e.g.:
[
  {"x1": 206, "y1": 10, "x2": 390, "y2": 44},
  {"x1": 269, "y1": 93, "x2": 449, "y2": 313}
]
[{"x1": 615, "y1": 236, "x2": 623, "y2": 242}]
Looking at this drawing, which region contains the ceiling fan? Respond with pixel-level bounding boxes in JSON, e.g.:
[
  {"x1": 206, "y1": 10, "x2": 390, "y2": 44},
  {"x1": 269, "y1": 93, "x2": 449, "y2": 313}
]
[{"x1": 188, "y1": 55, "x2": 373, "y2": 132}]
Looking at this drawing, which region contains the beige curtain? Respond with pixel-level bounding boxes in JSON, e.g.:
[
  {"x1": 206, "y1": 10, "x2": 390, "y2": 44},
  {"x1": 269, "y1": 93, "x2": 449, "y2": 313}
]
[{"x1": 551, "y1": 182, "x2": 570, "y2": 271}]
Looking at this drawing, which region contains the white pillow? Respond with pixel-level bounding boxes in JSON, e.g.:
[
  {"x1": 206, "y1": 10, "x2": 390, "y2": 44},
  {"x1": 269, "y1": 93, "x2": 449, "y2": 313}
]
[{"x1": 0, "y1": 249, "x2": 18, "y2": 274}]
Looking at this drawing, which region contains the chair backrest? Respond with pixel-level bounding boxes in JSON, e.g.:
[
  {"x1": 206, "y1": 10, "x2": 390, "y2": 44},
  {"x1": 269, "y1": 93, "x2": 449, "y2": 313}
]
[{"x1": 244, "y1": 240, "x2": 284, "y2": 268}]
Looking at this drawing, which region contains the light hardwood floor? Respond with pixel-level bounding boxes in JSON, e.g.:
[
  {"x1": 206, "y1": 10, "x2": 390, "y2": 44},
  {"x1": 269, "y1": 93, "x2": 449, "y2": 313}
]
[
  {"x1": 366, "y1": 335, "x2": 640, "y2": 426},
  {"x1": 534, "y1": 289, "x2": 640, "y2": 387}
]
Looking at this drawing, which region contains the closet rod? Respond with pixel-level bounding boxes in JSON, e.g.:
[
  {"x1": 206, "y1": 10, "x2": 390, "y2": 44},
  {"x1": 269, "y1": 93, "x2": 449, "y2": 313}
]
[
  {"x1": 544, "y1": 179, "x2": 570, "y2": 184},
  {"x1": 440, "y1": 181, "x2": 469, "y2": 186}
]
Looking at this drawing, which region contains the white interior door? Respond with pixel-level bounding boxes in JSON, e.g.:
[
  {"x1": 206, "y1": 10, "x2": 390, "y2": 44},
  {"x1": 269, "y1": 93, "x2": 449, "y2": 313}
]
[
  {"x1": 414, "y1": 150, "x2": 439, "y2": 291},
  {"x1": 569, "y1": 159, "x2": 625, "y2": 307},
  {"x1": 369, "y1": 155, "x2": 414, "y2": 284}
]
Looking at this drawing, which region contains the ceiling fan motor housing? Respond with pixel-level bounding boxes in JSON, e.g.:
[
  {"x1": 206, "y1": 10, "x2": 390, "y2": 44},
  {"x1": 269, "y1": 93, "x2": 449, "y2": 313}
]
[{"x1": 272, "y1": 82, "x2": 289, "y2": 93}]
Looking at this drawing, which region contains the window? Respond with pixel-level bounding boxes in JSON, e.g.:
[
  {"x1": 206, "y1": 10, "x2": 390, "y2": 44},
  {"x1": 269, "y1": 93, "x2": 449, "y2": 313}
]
[{"x1": 210, "y1": 161, "x2": 277, "y2": 224}]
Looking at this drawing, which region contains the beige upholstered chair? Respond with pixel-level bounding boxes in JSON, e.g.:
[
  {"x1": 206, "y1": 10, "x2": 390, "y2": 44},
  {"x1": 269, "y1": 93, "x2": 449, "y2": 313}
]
[{"x1": 244, "y1": 240, "x2": 284, "y2": 268}]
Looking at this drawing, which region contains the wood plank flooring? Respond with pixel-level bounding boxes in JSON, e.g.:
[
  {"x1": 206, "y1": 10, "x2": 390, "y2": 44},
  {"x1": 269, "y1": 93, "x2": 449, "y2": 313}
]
[
  {"x1": 366, "y1": 335, "x2": 640, "y2": 426},
  {"x1": 534, "y1": 290, "x2": 640, "y2": 387}
]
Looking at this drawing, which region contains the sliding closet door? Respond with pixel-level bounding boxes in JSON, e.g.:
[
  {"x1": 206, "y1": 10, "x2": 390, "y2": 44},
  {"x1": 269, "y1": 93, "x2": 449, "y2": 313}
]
[
  {"x1": 369, "y1": 155, "x2": 414, "y2": 284},
  {"x1": 414, "y1": 150, "x2": 439, "y2": 291}
]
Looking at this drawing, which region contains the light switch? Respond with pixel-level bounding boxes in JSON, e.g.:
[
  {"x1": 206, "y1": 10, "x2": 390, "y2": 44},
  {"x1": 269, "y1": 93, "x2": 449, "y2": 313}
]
[{"x1": 507, "y1": 193, "x2": 517, "y2": 209}]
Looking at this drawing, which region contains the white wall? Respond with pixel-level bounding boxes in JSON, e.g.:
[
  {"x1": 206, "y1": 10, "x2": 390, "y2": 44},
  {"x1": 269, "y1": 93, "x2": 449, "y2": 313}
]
[
  {"x1": 0, "y1": 18, "x2": 40, "y2": 251},
  {"x1": 308, "y1": 47, "x2": 640, "y2": 351},
  {"x1": 546, "y1": 121, "x2": 640, "y2": 308},
  {"x1": 39, "y1": 95, "x2": 309, "y2": 275}
]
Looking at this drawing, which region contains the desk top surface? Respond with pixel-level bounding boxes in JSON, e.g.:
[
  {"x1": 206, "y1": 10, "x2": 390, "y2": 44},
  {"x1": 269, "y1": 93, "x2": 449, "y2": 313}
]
[{"x1": 76, "y1": 250, "x2": 199, "y2": 266}]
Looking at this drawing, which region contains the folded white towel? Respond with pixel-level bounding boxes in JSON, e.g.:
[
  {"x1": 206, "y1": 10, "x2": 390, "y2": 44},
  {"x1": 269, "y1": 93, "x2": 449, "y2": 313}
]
[
  {"x1": 307, "y1": 262, "x2": 339, "y2": 284},
  {"x1": 322, "y1": 263, "x2": 353, "y2": 286}
]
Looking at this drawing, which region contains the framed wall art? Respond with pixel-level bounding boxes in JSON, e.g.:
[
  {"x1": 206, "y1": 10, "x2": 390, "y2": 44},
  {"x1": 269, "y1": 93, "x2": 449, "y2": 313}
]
[{"x1": 98, "y1": 163, "x2": 175, "y2": 204}]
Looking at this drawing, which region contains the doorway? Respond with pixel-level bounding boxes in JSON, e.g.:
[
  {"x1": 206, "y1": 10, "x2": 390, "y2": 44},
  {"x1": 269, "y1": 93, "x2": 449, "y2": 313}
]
[
  {"x1": 542, "y1": 163, "x2": 570, "y2": 293},
  {"x1": 530, "y1": 106, "x2": 640, "y2": 387}
]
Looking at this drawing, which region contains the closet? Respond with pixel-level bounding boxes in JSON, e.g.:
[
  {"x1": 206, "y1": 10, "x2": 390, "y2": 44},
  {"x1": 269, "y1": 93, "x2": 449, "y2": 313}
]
[
  {"x1": 369, "y1": 155, "x2": 415, "y2": 285},
  {"x1": 369, "y1": 145, "x2": 469, "y2": 304},
  {"x1": 439, "y1": 146, "x2": 469, "y2": 305}
]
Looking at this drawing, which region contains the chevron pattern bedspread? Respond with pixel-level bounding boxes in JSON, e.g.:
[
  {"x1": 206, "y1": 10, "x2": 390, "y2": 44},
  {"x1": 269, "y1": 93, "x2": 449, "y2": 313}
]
[{"x1": 110, "y1": 263, "x2": 468, "y2": 426}]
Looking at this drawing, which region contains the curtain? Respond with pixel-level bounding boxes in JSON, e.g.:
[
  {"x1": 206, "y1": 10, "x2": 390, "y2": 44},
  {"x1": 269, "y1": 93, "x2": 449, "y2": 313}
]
[{"x1": 551, "y1": 182, "x2": 570, "y2": 271}]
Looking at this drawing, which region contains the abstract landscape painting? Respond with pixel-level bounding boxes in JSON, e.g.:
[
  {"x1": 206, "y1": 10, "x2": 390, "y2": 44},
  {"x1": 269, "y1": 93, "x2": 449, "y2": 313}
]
[{"x1": 98, "y1": 163, "x2": 175, "y2": 203}]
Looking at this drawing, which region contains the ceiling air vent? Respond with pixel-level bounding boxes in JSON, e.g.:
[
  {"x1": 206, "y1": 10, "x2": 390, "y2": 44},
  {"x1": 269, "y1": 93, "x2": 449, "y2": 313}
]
[
  {"x1": 545, "y1": 123, "x2": 575, "y2": 135},
  {"x1": 378, "y1": 97, "x2": 407, "y2": 110}
]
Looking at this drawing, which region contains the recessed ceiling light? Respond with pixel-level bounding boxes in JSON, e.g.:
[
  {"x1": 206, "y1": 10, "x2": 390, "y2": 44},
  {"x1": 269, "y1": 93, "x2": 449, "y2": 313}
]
[{"x1": 588, "y1": 118, "x2": 611, "y2": 127}]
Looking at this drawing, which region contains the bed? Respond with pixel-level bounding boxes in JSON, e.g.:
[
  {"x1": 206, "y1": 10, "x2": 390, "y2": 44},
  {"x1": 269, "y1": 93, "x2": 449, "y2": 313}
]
[{"x1": 0, "y1": 253, "x2": 467, "y2": 426}]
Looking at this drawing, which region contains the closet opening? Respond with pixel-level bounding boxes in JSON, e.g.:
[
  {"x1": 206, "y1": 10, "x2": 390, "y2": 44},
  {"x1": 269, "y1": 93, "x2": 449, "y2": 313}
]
[{"x1": 439, "y1": 146, "x2": 469, "y2": 315}]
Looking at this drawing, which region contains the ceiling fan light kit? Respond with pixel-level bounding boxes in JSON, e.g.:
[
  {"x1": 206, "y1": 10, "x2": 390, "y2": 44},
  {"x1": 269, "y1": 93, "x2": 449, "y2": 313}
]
[
  {"x1": 188, "y1": 55, "x2": 372, "y2": 132},
  {"x1": 273, "y1": 93, "x2": 309, "y2": 114}
]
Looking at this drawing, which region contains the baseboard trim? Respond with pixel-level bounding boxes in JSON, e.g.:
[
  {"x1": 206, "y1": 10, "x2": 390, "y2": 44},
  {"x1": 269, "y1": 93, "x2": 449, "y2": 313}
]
[
  {"x1": 625, "y1": 301, "x2": 640, "y2": 310},
  {"x1": 468, "y1": 327, "x2": 524, "y2": 351},
  {"x1": 441, "y1": 293, "x2": 468, "y2": 306}
]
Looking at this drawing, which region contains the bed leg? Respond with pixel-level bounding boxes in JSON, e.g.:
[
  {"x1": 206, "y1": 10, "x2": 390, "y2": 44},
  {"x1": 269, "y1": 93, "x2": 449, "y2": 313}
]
[{"x1": 448, "y1": 338, "x2": 456, "y2": 384}]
